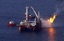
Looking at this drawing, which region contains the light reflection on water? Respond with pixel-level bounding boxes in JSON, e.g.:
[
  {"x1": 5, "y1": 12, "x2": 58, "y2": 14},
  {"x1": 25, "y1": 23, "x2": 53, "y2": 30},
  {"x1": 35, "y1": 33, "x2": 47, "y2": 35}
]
[{"x1": 47, "y1": 27, "x2": 56, "y2": 41}]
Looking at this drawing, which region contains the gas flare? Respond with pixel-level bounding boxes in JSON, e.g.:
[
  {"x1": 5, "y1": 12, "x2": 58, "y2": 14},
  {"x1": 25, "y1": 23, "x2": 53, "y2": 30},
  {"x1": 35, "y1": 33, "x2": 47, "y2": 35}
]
[{"x1": 48, "y1": 14, "x2": 57, "y2": 24}]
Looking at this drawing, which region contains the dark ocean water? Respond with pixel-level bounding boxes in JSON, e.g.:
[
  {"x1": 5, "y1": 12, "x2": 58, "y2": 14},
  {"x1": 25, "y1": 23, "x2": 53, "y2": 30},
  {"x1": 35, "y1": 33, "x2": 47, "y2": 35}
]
[{"x1": 0, "y1": 0, "x2": 64, "y2": 41}]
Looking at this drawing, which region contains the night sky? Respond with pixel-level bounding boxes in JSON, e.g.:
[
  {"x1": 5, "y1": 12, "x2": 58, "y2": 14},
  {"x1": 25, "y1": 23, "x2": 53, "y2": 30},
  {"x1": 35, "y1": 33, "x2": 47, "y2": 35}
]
[{"x1": 0, "y1": 0, "x2": 58, "y2": 16}]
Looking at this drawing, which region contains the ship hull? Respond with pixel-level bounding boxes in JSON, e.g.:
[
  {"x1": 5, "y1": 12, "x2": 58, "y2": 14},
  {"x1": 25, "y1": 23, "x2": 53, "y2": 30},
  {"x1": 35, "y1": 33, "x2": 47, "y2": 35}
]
[{"x1": 18, "y1": 20, "x2": 42, "y2": 31}]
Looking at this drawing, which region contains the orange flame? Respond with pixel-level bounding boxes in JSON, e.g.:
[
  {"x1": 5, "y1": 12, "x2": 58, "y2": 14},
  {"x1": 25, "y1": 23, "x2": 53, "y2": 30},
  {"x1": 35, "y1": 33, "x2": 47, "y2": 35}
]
[{"x1": 48, "y1": 14, "x2": 57, "y2": 23}]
